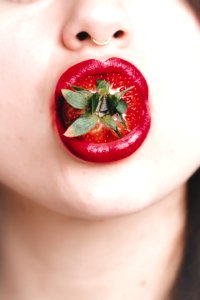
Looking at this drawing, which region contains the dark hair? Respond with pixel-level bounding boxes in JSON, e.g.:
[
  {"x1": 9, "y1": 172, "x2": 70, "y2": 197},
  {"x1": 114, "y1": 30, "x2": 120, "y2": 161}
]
[{"x1": 186, "y1": 0, "x2": 200, "y2": 17}]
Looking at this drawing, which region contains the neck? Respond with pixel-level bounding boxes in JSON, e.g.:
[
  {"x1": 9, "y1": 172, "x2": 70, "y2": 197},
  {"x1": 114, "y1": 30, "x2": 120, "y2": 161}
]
[{"x1": 0, "y1": 186, "x2": 186, "y2": 300}]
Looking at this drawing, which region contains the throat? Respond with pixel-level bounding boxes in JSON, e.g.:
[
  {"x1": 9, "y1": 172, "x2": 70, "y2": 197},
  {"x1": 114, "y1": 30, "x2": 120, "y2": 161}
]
[{"x1": 0, "y1": 186, "x2": 186, "y2": 300}]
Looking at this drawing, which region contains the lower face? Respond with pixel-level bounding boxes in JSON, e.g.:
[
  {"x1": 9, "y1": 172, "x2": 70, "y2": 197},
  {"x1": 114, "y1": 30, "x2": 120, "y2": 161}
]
[{"x1": 0, "y1": 0, "x2": 200, "y2": 219}]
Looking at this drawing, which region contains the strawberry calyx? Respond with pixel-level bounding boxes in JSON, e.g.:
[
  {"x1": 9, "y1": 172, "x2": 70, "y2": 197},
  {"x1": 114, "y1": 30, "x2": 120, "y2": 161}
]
[{"x1": 61, "y1": 79, "x2": 133, "y2": 139}]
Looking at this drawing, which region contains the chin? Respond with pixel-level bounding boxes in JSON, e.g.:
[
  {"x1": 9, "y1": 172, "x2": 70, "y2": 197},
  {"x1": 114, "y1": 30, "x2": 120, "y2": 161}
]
[{"x1": 42, "y1": 170, "x2": 159, "y2": 221}]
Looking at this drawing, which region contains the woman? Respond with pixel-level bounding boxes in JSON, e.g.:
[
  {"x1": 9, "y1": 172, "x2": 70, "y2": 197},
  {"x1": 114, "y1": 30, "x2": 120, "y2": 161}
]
[{"x1": 0, "y1": 0, "x2": 199, "y2": 299}]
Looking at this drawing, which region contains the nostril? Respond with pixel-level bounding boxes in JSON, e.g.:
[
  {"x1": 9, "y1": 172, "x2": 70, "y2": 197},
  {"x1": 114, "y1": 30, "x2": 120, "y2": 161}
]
[
  {"x1": 76, "y1": 30, "x2": 125, "y2": 44},
  {"x1": 76, "y1": 31, "x2": 91, "y2": 41},
  {"x1": 113, "y1": 30, "x2": 125, "y2": 39}
]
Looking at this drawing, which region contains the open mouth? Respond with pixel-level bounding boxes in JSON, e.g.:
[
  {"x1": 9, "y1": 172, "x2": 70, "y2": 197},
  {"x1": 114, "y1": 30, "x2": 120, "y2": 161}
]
[{"x1": 54, "y1": 57, "x2": 151, "y2": 163}]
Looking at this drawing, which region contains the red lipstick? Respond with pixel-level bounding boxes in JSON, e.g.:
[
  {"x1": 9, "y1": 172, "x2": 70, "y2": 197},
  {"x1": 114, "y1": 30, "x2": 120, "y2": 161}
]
[{"x1": 54, "y1": 57, "x2": 151, "y2": 163}]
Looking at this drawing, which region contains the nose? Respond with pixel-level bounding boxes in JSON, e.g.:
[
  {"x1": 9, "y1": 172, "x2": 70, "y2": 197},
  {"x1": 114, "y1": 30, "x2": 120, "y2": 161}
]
[{"x1": 62, "y1": 0, "x2": 132, "y2": 50}]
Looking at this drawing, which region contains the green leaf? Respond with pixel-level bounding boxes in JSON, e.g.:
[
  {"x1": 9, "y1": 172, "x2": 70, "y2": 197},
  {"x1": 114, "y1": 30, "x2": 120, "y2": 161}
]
[
  {"x1": 90, "y1": 93, "x2": 100, "y2": 114},
  {"x1": 102, "y1": 115, "x2": 122, "y2": 138},
  {"x1": 117, "y1": 114, "x2": 127, "y2": 129},
  {"x1": 79, "y1": 90, "x2": 93, "y2": 99},
  {"x1": 64, "y1": 114, "x2": 99, "y2": 137},
  {"x1": 61, "y1": 89, "x2": 90, "y2": 109},
  {"x1": 115, "y1": 86, "x2": 134, "y2": 99},
  {"x1": 96, "y1": 80, "x2": 110, "y2": 95},
  {"x1": 70, "y1": 85, "x2": 93, "y2": 98},
  {"x1": 116, "y1": 99, "x2": 128, "y2": 114}
]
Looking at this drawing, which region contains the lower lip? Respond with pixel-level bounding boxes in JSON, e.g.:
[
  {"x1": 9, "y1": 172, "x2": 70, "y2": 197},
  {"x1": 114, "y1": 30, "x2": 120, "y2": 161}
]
[{"x1": 54, "y1": 57, "x2": 151, "y2": 163}]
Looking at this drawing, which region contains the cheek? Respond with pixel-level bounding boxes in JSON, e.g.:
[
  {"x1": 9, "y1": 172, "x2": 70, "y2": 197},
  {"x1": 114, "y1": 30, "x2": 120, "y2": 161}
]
[
  {"x1": 132, "y1": 0, "x2": 200, "y2": 166},
  {"x1": 0, "y1": 4, "x2": 62, "y2": 104},
  {"x1": 152, "y1": 30, "x2": 200, "y2": 168},
  {"x1": 0, "y1": 13, "x2": 56, "y2": 178}
]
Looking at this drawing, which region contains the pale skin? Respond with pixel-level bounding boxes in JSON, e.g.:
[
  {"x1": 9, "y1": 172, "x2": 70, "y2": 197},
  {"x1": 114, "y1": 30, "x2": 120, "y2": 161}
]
[{"x1": 0, "y1": 0, "x2": 200, "y2": 299}]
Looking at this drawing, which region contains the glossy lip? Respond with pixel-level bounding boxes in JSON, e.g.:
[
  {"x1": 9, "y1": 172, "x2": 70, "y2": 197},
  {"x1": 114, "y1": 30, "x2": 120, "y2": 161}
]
[{"x1": 54, "y1": 57, "x2": 151, "y2": 163}]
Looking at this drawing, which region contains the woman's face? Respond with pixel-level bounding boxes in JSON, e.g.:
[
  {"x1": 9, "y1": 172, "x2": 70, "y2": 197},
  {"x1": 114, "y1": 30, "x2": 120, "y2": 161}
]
[{"x1": 0, "y1": 0, "x2": 199, "y2": 219}]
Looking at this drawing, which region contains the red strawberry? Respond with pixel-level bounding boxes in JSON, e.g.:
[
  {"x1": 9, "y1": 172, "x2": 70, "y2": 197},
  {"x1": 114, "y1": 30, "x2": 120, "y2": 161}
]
[{"x1": 55, "y1": 58, "x2": 150, "y2": 163}]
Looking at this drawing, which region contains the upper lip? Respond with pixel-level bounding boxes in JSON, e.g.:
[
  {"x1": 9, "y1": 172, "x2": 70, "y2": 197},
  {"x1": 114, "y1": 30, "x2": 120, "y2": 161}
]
[
  {"x1": 58, "y1": 55, "x2": 130, "y2": 76},
  {"x1": 55, "y1": 57, "x2": 148, "y2": 101}
]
